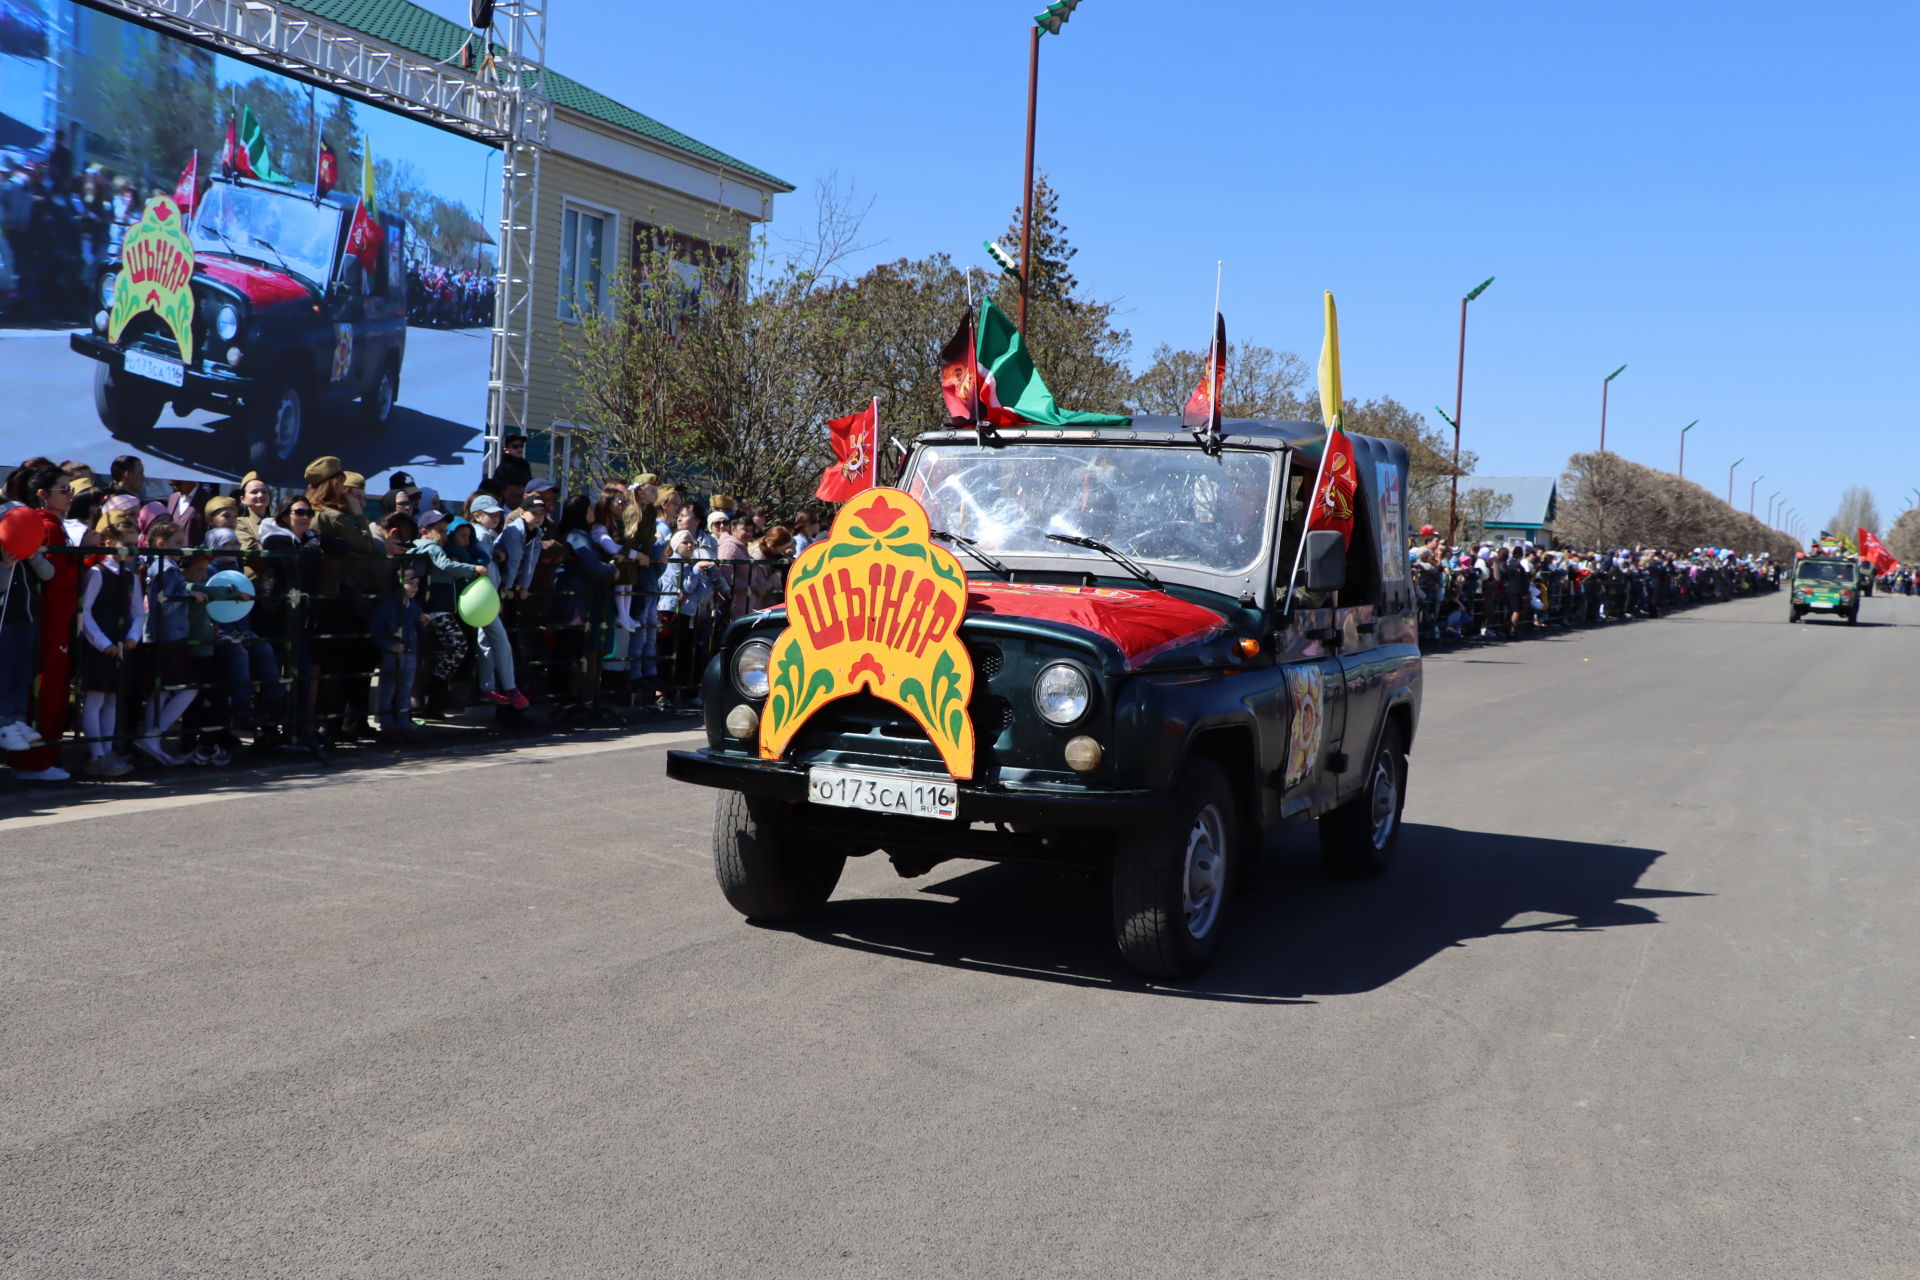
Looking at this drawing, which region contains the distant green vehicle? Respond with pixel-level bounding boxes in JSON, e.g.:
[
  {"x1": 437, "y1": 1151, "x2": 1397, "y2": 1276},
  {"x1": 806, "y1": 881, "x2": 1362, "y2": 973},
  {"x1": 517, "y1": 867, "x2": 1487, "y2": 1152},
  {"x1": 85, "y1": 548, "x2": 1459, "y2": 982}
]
[{"x1": 1788, "y1": 557, "x2": 1861, "y2": 624}]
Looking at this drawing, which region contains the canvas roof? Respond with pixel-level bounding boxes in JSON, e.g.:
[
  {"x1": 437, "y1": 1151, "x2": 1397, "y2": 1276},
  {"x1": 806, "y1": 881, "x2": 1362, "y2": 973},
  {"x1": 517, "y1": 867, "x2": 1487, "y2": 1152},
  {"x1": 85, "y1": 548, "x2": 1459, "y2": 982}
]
[{"x1": 288, "y1": 0, "x2": 792, "y2": 191}]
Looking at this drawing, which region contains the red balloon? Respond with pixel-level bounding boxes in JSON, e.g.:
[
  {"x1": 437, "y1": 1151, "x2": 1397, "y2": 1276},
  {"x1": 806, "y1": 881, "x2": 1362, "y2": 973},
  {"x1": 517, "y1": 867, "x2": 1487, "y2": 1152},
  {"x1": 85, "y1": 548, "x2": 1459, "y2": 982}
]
[{"x1": 0, "y1": 507, "x2": 45, "y2": 560}]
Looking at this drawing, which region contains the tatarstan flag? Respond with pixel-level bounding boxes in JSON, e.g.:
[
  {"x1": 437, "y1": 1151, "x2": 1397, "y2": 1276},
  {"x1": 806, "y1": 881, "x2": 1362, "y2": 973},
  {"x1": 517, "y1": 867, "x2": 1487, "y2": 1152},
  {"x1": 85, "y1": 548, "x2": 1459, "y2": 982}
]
[
  {"x1": 974, "y1": 296, "x2": 1129, "y2": 428},
  {"x1": 225, "y1": 106, "x2": 293, "y2": 185}
]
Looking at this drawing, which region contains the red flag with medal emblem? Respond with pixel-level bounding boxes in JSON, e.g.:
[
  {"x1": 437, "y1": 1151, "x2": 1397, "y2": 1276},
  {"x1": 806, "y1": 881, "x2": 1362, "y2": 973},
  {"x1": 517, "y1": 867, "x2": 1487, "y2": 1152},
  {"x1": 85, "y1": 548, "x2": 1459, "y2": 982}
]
[
  {"x1": 316, "y1": 139, "x2": 339, "y2": 200},
  {"x1": 1181, "y1": 312, "x2": 1226, "y2": 435},
  {"x1": 172, "y1": 151, "x2": 198, "y2": 217},
  {"x1": 1306, "y1": 426, "x2": 1357, "y2": 545},
  {"x1": 938, "y1": 310, "x2": 981, "y2": 425},
  {"x1": 816, "y1": 399, "x2": 879, "y2": 502},
  {"x1": 345, "y1": 199, "x2": 382, "y2": 274}
]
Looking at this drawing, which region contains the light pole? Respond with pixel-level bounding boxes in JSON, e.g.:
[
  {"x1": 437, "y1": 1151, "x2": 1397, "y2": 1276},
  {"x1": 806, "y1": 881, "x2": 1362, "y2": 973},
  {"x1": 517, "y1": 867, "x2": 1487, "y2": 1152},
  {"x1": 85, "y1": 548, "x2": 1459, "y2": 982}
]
[
  {"x1": 1749, "y1": 474, "x2": 1763, "y2": 515},
  {"x1": 1767, "y1": 491, "x2": 1779, "y2": 526},
  {"x1": 1599, "y1": 364, "x2": 1627, "y2": 452},
  {"x1": 1445, "y1": 276, "x2": 1495, "y2": 544},
  {"x1": 1728, "y1": 457, "x2": 1743, "y2": 506},
  {"x1": 1678, "y1": 419, "x2": 1698, "y2": 478},
  {"x1": 1020, "y1": 1, "x2": 1084, "y2": 332}
]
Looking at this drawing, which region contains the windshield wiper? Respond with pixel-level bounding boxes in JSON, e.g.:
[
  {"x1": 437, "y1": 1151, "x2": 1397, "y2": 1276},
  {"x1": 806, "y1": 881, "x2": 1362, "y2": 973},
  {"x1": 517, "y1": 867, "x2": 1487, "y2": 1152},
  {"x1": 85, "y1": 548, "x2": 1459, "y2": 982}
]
[
  {"x1": 1046, "y1": 533, "x2": 1163, "y2": 590},
  {"x1": 932, "y1": 529, "x2": 1012, "y2": 579},
  {"x1": 250, "y1": 236, "x2": 300, "y2": 282}
]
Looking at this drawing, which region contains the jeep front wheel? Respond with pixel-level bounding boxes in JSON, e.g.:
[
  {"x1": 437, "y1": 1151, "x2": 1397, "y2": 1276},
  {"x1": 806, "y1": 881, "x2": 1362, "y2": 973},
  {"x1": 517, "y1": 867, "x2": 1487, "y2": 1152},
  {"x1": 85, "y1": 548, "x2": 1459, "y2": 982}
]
[
  {"x1": 1111, "y1": 758, "x2": 1237, "y2": 980},
  {"x1": 247, "y1": 380, "x2": 306, "y2": 478},
  {"x1": 712, "y1": 790, "x2": 844, "y2": 921},
  {"x1": 93, "y1": 361, "x2": 164, "y2": 434},
  {"x1": 1320, "y1": 723, "x2": 1407, "y2": 878}
]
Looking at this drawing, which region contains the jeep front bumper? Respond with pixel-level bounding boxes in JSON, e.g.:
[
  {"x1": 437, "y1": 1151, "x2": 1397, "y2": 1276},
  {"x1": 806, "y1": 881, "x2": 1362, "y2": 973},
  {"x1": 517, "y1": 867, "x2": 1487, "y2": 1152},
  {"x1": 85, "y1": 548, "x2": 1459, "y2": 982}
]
[
  {"x1": 666, "y1": 748, "x2": 1164, "y2": 829},
  {"x1": 70, "y1": 332, "x2": 256, "y2": 398}
]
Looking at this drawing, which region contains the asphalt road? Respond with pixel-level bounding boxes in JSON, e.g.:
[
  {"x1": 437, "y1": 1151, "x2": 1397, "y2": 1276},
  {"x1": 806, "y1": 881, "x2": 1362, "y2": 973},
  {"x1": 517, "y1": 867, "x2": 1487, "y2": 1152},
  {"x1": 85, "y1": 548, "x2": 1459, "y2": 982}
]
[
  {"x1": 0, "y1": 324, "x2": 489, "y2": 490},
  {"x1": 2, "y1": 590, "x2": 1915, "y2": 1279}
]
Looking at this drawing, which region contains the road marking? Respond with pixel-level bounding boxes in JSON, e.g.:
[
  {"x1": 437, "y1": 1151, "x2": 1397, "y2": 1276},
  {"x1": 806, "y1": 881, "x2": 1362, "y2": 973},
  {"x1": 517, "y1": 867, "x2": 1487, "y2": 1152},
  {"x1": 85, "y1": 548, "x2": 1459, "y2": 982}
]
[{"x1": 0, "y1": 730, "x2": 710, "y2": 834}]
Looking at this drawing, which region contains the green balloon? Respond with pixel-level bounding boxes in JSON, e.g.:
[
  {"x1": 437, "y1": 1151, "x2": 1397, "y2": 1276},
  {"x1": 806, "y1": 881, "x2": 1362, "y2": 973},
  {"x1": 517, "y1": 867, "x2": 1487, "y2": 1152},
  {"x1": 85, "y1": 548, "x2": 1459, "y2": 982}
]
[{"x1": 458, "y1": 574, "x2": 501, "y2": 627}]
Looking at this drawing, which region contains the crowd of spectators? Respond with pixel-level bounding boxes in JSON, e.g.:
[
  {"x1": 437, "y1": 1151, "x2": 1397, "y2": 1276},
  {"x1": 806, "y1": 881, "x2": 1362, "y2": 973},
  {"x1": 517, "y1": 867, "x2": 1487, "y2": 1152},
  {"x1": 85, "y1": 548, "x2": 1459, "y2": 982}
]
[
  {"x1": 2, "y1": 133, "x2": 155, "y2": 323},
  {"x1": 0, "y1": 437, "x2": 822, "y2": 784},
  {"x1": 1406, "y1": 524, "x2": 1781, "y2": 643}
]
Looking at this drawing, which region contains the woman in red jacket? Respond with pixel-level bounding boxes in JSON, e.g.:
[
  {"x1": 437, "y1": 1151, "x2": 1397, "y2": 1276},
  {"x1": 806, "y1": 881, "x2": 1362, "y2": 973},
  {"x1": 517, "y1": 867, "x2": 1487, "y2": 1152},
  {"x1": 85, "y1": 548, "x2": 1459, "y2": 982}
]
[{"x1": 9, "y1": 465, "x2": 81, "y2": 781}]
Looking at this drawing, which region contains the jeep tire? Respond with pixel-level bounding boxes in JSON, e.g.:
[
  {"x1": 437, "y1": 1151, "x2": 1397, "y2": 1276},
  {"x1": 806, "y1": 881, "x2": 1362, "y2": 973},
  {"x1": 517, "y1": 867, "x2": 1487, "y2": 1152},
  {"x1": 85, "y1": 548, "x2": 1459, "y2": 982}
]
[
  {"x1": 1111, "y1": 758, "x2": 1236, "y2": 981},
  {"x1": 712, "y1": 790, "x2": 844, "y2": 921},
  {"x1": 247, "y1": 379, "x2": 306, "y2": 479},
  {"x1": 360, "y1": 359, "x2": 398, "y2": 430},
  {"x1": 93, "y1": 361, "x2": 164, "y2": 435},
  {"x1": 1788, "y1": 607, "x2": 1801, "y2": 623},
  {"x1": 1320, "y1": 722, "x2": 1408, "y2": 878}
]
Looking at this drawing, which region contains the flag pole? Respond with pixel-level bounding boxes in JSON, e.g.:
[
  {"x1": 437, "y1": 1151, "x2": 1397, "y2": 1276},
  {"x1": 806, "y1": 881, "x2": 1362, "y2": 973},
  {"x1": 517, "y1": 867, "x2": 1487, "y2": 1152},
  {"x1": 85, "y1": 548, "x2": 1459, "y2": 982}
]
[
  {"x1": 1284, "y1": 291, "x2": 1341, "y2": 614},
  {"x1": 308, "y1": 85, "x2": 319, "y2": 204},
  {"x1": 871, "y1": 396, "x2": 881, "y2": 488},
  {"x1": 1210, "y1": 259, "x2": 1224, "y2": 443}
]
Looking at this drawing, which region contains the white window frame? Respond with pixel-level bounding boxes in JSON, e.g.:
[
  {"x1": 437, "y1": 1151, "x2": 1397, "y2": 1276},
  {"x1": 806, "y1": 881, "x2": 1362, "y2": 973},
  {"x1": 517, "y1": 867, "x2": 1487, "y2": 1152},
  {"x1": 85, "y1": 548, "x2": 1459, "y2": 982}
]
[{"x1": 557, "y1": 197, "x2": 619, "y2": 324}]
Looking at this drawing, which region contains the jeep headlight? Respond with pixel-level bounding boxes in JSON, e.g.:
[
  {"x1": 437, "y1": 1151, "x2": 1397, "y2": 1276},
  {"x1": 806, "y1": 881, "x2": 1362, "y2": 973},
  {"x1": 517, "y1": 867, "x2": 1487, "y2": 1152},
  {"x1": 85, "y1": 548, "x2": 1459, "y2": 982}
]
[
  {"x1": 215, "y1": 304, "x2": 240, "y2": 342},
  {"x1": 1034, "y1": 662, "x2": 1091, "y2": 726},
  {"x1": 98, "y1": 271, "x2": 117, "y2": 309},
  {"x1": 732, "y1": 638, "x2": 772, "y2": 700}
]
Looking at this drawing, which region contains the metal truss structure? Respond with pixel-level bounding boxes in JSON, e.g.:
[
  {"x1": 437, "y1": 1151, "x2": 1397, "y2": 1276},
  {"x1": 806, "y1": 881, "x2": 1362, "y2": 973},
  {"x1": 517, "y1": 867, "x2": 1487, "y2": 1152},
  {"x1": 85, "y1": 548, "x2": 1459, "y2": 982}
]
[
  {"x1": 85, "y1": 0, "x2": 551, "y2": 473},
  {"x1": 485, "y1": 0, "x2": 549, "y2": 473}
]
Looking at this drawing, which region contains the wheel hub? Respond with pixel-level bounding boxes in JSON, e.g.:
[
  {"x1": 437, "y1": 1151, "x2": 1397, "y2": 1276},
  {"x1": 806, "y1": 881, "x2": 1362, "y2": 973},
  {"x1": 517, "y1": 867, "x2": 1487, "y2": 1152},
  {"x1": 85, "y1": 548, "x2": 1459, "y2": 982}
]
[
  {"x1": 1182, "y1": 803, "x2": 1226, "y2": 939},
  {"x1": 1369, "y1": 755, "x2": 1399, "y2": 849}
]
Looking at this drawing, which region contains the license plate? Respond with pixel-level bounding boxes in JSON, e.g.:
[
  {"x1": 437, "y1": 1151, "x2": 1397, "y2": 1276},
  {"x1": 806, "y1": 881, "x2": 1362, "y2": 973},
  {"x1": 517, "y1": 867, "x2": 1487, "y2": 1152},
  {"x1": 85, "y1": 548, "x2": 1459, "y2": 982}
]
[
  {"x1": 808, "y1": 766, "x2": 957, "y2": 821},
  {"x1": 1810, "y1": 601, "x2": 1834, "y2": 610},
  {"x1": 123, "y1": 349, "x2": 184, "y2": 387}
]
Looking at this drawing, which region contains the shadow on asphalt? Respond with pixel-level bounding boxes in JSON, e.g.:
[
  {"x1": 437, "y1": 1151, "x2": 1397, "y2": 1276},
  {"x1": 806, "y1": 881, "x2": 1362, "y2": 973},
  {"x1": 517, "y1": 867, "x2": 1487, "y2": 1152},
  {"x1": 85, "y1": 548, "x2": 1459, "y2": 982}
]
[
  {"x1": 795, "y1": 823, "x2": 1703, "y2": 1002},
  {"x1": 116, "y1": 403, "x2": 480, "y2": 484}
]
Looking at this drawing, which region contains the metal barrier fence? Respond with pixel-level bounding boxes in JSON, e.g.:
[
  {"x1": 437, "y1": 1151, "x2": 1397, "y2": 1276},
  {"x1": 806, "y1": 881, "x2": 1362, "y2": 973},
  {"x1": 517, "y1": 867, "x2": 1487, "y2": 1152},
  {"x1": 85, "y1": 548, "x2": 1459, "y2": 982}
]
[
  {"x1": 1, "y1": 542, "x2": 793, "y2": 765},
  {"x1": 1411, "y1": 560, "x2": 1779, "y2": 644}
]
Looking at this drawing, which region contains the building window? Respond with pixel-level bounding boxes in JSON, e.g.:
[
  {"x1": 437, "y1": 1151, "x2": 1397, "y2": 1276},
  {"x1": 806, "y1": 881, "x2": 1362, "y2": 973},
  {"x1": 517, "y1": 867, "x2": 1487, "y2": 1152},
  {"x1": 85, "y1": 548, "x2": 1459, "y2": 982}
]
[{"x1": 558, "y1": 204, "x2": 612, "y2": 322}]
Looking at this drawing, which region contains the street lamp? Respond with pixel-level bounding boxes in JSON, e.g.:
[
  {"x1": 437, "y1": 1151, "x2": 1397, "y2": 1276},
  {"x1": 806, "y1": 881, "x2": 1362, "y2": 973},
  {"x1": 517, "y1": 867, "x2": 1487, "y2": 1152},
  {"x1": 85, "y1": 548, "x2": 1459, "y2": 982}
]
[
  {"x1": 1445, "y1": 276, "x2": 1495, "y2": 545},
  {"x1": 1727, "y1": 457, "x2": 1743, "y2": 506},
  {"x1": 1749, "y1": 474, "x2": 1764, "y2": 515},
  {"x1": 1767, "y1": 491, "x2": 1780, "y2": 525},
  {"x1": 1019, "y1": 0, "x2": 1085, "y2": 331},
  {"x1": 1678, "y1": 419, "x2": 1698, "y2": 479},
  {"x1": 1599, "y1": 364, "x2": 1627, "y2": 452}
]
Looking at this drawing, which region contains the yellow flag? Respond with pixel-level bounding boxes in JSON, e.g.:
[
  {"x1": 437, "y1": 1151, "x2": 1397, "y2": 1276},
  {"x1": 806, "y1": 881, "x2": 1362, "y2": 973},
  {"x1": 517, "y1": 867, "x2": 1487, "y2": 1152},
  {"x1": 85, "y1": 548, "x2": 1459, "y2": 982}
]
[
  {"x1": 1317, "y1": 289, "x2": 1343, "y2": 431},
  {"x1": 361, "y1": 141, "x2": 377, "y2": 216}
]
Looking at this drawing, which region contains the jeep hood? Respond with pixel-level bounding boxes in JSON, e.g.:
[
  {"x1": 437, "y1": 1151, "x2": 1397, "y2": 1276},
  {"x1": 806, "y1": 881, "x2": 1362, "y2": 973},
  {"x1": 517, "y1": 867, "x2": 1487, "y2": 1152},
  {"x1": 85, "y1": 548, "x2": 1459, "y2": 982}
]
[
  {"x1": 197, "y1": 257, "x2": 312, "y2": 308},
  {"x1": 963, "y1": 582, "x2": 1230, "y2": 668}
]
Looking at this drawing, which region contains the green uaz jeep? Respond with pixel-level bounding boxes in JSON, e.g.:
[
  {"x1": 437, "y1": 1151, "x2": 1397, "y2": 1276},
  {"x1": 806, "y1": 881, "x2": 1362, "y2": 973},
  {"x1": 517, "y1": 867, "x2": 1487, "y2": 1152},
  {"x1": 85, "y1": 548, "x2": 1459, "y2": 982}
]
[
  {"x1": 667, "y1": 417, "x2": 1423, "y2": 980},
  {"x1": 1788, "y1": 557, "x2": 1860, "y2": 624}
]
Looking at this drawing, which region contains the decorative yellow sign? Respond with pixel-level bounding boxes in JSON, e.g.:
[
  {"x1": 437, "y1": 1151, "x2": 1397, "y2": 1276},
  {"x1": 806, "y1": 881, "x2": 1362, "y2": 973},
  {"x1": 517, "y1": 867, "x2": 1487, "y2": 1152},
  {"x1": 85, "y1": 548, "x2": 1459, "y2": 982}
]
[
  {"x1": 108, "y1": 196, "x2": 196, "y2": 362},
  {"x1": 759, "y1": 487, "x2": 977, "y2": 779}
]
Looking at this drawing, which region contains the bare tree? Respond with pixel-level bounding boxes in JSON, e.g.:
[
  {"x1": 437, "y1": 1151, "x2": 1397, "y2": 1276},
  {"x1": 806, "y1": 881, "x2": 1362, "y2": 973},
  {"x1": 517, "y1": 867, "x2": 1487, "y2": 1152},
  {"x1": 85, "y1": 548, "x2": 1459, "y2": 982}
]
[
  {"x1": 1558, "y1": 451, "x2": 1796, "y2": 558},
  {"x1": 1128, "y1": 341, "x2": 1310, "y2": 420},
  {"x1": 1885, "y1": 505, "x2": 1920, "y2": 564},
  {"x1": 1829, "y1": 486, "x2": 1880, "y2": 538}
]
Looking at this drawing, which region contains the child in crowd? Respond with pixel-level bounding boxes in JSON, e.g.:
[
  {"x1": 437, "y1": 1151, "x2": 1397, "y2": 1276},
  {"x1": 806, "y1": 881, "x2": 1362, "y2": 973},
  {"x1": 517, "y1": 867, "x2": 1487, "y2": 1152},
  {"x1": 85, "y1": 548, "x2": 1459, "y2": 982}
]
[
  {"x1": 410, "y1": 509, "x2": 484, "y2": 715},
  {"x1": 77, "y1": 512, "x2": 145, "y2": 777},
  {"x1": 369, "y1": 567, "x2": 424, "y2": 741},
  {"x1": 135, "y1": 520, "x2": 203, "y2": 766}
]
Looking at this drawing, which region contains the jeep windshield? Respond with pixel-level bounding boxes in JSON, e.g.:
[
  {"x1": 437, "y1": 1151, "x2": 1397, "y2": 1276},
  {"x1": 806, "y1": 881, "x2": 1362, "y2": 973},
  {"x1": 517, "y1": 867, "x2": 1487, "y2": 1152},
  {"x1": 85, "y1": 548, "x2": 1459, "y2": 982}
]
[
  {"x1": 1795, "y1": 561, "x2": 1854, "y2": 583},
  {"x1": 905, "y1": 443, "x2": 1275, "y2": 579},
  {"x1": 191, "y1": 184, "x2": 341, "y2": 288}
]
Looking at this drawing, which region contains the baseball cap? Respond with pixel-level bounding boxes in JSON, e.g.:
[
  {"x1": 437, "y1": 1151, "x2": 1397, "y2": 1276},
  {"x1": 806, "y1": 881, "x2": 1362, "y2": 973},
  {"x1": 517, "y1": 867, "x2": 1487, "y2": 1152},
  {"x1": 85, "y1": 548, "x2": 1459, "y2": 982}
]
[
  {"x1": 469, "y1": 495, "x2": 503, "y2": 515},
  {"x1": 418, "y1": 509, "x2": 449, "y2": 529},
  {"x1": 526, "y1": 478, "x2": 557, "y2": 495}
]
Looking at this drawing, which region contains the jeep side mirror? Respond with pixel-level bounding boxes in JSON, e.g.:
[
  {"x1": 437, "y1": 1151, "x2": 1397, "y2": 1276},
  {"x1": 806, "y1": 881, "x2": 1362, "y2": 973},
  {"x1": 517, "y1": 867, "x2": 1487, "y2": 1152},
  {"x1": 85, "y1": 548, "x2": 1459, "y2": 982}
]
[{"x1": 1303, "y1": 529, "x2": 1346, "y2": 592}]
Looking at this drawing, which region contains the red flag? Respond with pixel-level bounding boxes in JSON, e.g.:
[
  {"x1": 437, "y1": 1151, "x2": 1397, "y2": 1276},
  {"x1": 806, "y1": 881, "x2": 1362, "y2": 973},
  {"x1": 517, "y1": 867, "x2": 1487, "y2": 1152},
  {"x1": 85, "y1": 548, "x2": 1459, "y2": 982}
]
[
  {"x1": 315, "y1": 139, "x2": 338, "y2": 200},
  {"x1": 345, "y1": 199, "x2": 383, "y2": 273},
  {"x1": 1181, "y1": 312, "x2": 1226, "y2": 435},
  {"x1": 220, "y1": 118, "x2": 254, "y2": 180},
  {"x1": 1859, "y1": 528, "x2": 1896, "y2": 573},
  {"x1": 938, "y1": 310, "x2": 981, "y2": 425},
  {"x1": 815, "y1": 400, "x2": 878, "y2": 502},
  {"x1": 1306, "y1": 426, "x2": 1358, "y2": 546},
  {"x1": 172, "y1": 151, "x2": 198, "y2": 217}
]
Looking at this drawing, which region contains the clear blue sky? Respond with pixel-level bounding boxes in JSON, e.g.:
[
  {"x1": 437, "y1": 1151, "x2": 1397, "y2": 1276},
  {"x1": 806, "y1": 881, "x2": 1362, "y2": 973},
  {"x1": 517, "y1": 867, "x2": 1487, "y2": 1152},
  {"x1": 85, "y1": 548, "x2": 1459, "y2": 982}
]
[{"x1": 424, "y1": 0, "x2": 1919, "y2": 532}]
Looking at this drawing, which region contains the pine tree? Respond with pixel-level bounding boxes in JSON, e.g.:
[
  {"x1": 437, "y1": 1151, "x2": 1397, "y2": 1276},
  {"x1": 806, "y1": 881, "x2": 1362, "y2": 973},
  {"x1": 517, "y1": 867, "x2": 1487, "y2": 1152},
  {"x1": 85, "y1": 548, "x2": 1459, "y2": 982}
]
[{"x1": 1001, "y1": 170, "x2": 1079, "y2": 307}]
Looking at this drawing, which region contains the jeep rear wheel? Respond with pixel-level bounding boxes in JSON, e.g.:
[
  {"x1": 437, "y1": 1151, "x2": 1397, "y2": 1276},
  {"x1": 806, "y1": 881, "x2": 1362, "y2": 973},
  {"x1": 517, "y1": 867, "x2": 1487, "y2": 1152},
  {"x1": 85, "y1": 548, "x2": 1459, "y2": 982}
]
[
  {"x1": 247, "y1": 380, "x2": 306, "y2": 478},
  {"x1": 93, "y1": 361, "x2": 164, "y2": 434},
  {"x1": 1111, "y1": 758, "x2": 1237, "y2": 981},
  {"x1": 1320, "y1": 722, "x2": 1407, "y2": 878},
  {"x1": 360, "y1": 359, "x2": 398, "y2": 430},
  {"x1": 712, "y1": 790, "x2": 844, "y2": 921}
]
